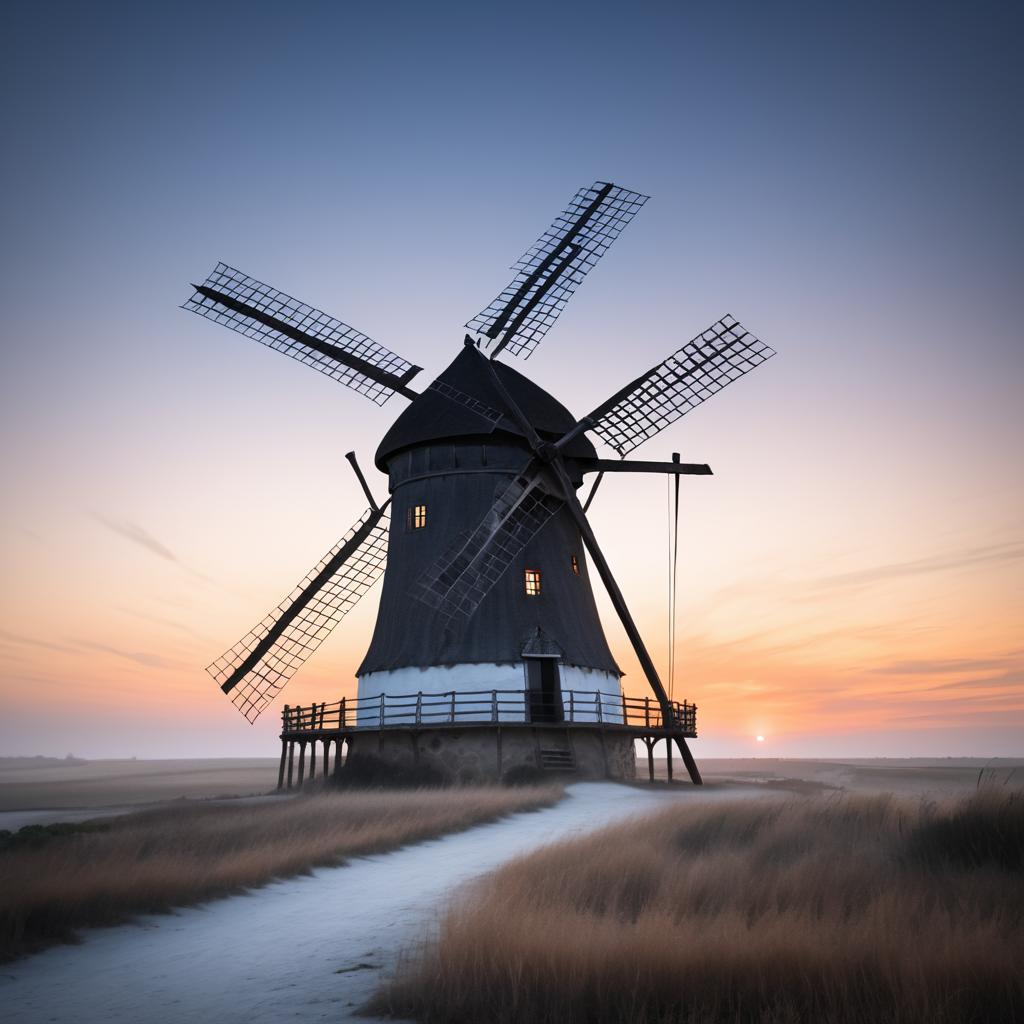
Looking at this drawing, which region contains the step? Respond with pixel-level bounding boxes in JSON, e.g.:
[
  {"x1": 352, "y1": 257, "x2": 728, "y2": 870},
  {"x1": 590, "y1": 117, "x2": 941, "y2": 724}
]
[{"x1": 539, "y1": 748, "x2": 576, "y2": 771}]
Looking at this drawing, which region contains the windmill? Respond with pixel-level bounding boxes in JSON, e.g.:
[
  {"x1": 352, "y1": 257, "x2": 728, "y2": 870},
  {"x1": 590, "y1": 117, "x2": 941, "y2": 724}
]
[{"x1": 184, "y1": 181, "x2": 775, "y2": 785}]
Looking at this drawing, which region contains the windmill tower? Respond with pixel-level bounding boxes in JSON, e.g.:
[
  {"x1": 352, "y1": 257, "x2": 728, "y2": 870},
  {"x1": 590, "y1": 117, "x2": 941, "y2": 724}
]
[{"x1": 184, "y1": 182, "x2": 775, "y2": 785}]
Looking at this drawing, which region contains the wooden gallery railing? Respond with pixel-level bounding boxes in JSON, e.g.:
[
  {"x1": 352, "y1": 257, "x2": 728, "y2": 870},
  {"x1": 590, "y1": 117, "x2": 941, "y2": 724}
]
[{"x1": 280, "y1": 688, "x2": 697, "y2": 735}]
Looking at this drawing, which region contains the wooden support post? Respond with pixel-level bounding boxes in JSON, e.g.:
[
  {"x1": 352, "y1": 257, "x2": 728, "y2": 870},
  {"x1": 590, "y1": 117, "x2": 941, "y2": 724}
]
[
  {"x1": 341, "y1": 696, "x2": 346, "y2": 729},
  {"x1": 334, "y1": 737, "x2": 343, "y2": 775},
  {"x1": 450, "y1": 690, "x2": 456, "y2": 723},
  {"x1": 322, "y1": 739, "x2": 330, "y2": 777},
  {"x1": 308, "y1": 738, "x2": 316, "y2": 780},
  {"x1": 595, "y1": 690, "x2": 603, "y2": 723},
  {"x1": 674, "y1": 734, "x2": 703, "y2": 785},
  {"x1": 478, "y1": 360, "x2": 707, "y2": 781},
  {"x1": 491, "y1": 689, "x2": 498, "y2": 722},
  {"x1": 666, "y1": 735, "x2": 674, "y2": 781},
  {"x1": 646, "y1": 738, "x2": 655, "y2": 782},
  {"x1": 297, "y1": 742, "x2": 307, "y2": 785},
  {"x1": 277, "y1": 740, "x2": 288, "y2": 790},
  {"x1": 287, "y1": 742, "x2": 295, "y2": 789},
  {"x1": 569, "y1": 691, "x2": 575, "y2": 722}
]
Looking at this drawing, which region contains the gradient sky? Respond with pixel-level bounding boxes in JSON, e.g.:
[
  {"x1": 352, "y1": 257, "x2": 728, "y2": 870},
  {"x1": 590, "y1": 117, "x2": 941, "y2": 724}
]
[{"x1": 1, "y1": 0, "x2": 1021, "y2": 758}]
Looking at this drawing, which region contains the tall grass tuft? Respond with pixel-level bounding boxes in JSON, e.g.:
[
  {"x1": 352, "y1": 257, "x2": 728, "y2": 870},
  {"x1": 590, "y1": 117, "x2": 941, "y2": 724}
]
[
  {"x1": 0, "y1": 785, "x2": 561, "y2": 962},
  {"x1": 372, "y1": 788, "x2": 1024, "y2": 1024}
]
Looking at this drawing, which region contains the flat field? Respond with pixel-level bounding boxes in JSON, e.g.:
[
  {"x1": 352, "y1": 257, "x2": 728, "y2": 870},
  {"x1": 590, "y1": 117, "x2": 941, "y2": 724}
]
[
  {"x1": 0, "y1": 757, "x2": 279, "y2": 816},
  {"x1": 374, "y1": 785, "x2": 1024, "y2": 1024},
  {"x1": 2, "y1": 759, "x2": 1022, "y2": 1024},
  {"x1": 697, "y1": 756, "x2": 1021, "y2": 795},
  {"x1": 4, "y1": 755, "x2": 1017, "y2": 820}
]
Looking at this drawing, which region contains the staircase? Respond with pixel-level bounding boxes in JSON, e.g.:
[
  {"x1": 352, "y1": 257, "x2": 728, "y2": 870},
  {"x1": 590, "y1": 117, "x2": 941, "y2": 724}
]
[{"x1": 538, "y1": 735, "x2": 576, "y2": 772}]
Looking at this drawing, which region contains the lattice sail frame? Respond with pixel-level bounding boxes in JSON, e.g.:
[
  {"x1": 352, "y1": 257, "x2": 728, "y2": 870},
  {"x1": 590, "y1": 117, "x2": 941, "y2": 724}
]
[
  {"x1": 207, "y1": 511, "x2": 390, "y2": 722},
  {"x1": 590, "y1": 316, "x2": 776, "y2": 457},
  {"x1": 426, "y1": 378, "x2": 504, "y2": 426},
  {"x1": 183, "y1": 264, "x2": 418, "y2": 405},
  {"x1": 467, "y1": 182, "x2": 648, "y2": 359},
  {"x1": 411, "y1": 471, "x2": 563, "y2": 626}
]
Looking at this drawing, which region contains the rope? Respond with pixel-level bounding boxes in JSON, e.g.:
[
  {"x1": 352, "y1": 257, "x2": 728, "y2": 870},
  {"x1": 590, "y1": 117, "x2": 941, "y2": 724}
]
[{"x1": 667, "y1": 459, "x2": 681, "y2": 701}]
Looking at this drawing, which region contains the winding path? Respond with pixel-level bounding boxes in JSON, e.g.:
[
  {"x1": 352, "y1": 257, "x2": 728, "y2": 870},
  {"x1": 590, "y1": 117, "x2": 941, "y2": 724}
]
[{"x1": 1, "y1": 782, "x2": 760, "y2": 1023}]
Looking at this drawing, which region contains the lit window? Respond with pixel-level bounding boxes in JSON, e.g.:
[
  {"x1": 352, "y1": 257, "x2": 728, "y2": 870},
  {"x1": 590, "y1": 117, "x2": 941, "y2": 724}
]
[
  {"x1": 524, "y1": 569, "x2": 541, "y2": 596},
  {"x1": 571, "y1": 555, "x2": 580, "y2": 576},
  {"x1": 407, "y1": 504, "x2": 427, "y2": 530}
]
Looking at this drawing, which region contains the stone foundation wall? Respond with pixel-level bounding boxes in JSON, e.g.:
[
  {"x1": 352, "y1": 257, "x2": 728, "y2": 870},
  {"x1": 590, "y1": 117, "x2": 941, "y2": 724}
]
[{"x1": 347, "y1": 725, "x2": 637, "y2": 784}]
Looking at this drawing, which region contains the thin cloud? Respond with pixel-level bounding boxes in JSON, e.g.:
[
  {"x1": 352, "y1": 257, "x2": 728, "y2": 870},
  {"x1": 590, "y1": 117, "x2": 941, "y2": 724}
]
[
  {"x1": 93, "y1": 514, "x2": 178, "y2": 562},
  {"x1": 119, "y1": 608, "x2": 209, "y2": 641},
  {"x1": 873, "y1": 656, "x2": 1016, "y2": 676},
  {"x1": 811, "y1": 541, "x2": 1024, "y2": 591},
  {"x1": 92, "y1": 512, "x2": 214, "y2": 584},
  {"x1": 0, "y1": 629, "x2": 79, "y2": 655},
  {"x1": 928, "y1": 668, "x2": 1024, "y2": 693},
  {"x1": 77, "y1": 640, "x2": 182, "y2": 670}
]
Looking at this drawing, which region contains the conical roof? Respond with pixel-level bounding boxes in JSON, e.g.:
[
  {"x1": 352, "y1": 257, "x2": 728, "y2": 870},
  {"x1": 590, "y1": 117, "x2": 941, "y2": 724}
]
[{"x1": 375, "y1": 340, "x2": 597, "y2": 470}]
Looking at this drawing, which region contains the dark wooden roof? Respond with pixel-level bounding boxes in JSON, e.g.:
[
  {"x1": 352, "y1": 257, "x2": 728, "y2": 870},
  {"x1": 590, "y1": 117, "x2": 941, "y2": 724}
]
[{"x1": 374, "y1": 341, "x2": 597, "y2": 471}]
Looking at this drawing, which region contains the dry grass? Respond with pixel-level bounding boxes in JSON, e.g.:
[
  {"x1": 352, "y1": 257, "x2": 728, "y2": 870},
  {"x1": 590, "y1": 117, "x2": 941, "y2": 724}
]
[
  {"x1": 0, "y1": 785, "x2": 561, "y2": 962},
  {"x1": 372, "y1": 787, "x2": 1024, "y2": 1024}
]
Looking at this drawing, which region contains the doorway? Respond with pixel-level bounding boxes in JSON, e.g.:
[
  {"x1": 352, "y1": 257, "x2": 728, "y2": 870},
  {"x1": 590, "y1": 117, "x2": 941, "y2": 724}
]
[{"x1": 526, "y1": 658, "x2": 563, "y2": 723}]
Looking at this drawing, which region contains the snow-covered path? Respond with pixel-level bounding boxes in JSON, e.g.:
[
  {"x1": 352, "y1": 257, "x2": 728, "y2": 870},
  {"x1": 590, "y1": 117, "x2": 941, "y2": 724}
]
[{"x1": 1, "y1": 782, "x2": 761, "y2": 1023}]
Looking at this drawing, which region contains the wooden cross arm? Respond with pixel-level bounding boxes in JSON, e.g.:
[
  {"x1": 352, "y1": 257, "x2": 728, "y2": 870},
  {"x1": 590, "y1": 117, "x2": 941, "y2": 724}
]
[{"x1": 575, "y1": 458, "x2": 712, "y2": 476}]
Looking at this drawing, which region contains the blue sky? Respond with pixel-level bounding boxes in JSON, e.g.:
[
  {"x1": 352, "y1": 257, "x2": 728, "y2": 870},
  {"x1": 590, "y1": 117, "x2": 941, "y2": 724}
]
[{"x1": 1, "y1": 0, "x2": 1021, "y2": 757}]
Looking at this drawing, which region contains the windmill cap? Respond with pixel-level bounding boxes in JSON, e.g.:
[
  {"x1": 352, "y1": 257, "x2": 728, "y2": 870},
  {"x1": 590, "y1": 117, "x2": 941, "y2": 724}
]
[{"x1": 374, "y1": 344, "x2": 597, "y2": 470}]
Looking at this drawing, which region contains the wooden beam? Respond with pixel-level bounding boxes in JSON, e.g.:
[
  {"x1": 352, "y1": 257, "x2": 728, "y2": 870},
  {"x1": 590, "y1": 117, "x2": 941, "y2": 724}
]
[
  {"x1": 191, "y1": 284, "x2": 421, "y2": 399},
  {"x1": 221, "y1": 505, "x2": 389, "y2": 694},
  {"x1": 578, "y1": 458, "x2": 711, "y2": 476},
  {"x1": 479, "y1": 356, "x2": 703, "y2": 785},
  {"x1": 674, "y1": 734, "x2": 703, "y2": 785}
]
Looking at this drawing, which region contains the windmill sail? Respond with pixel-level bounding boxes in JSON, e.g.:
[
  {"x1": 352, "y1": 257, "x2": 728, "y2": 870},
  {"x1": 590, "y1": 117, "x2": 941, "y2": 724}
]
[
  {"x1": 587, "y1": 315, "x2": 776, "y2": 457},
  {"x1": 425, "y1": 377, "x2": 504, "y2": 426},
  {"x1": 208, "y1": 508, "x2": 390, "y2": 722},
  {"x1": 184, "y1": 264, "x2": 421, "y2": 404},
  {"x1": 467, "y1": 182, "x2": 648, "y2": 359},
  {"x1": 410, "y1": 469, "x2": 563, "y2": 626}
]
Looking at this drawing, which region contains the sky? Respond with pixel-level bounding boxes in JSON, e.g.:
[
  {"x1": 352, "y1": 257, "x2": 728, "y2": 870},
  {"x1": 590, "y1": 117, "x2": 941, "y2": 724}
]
[{"x1": 1, "y1": 0, "x2": 1021, "y2": 759}]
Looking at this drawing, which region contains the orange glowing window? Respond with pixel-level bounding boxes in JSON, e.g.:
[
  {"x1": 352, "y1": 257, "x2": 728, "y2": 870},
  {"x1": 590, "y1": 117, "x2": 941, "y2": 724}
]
[
  {"x1": 408, "y1": 504, "x2": 427, "y2": 530},
  {"x1": 571, "y1": 555, "x2": 580, "y2": 576},
  {"x1": 524, "y1": 569, "x2": 541, "y2": 596}
]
